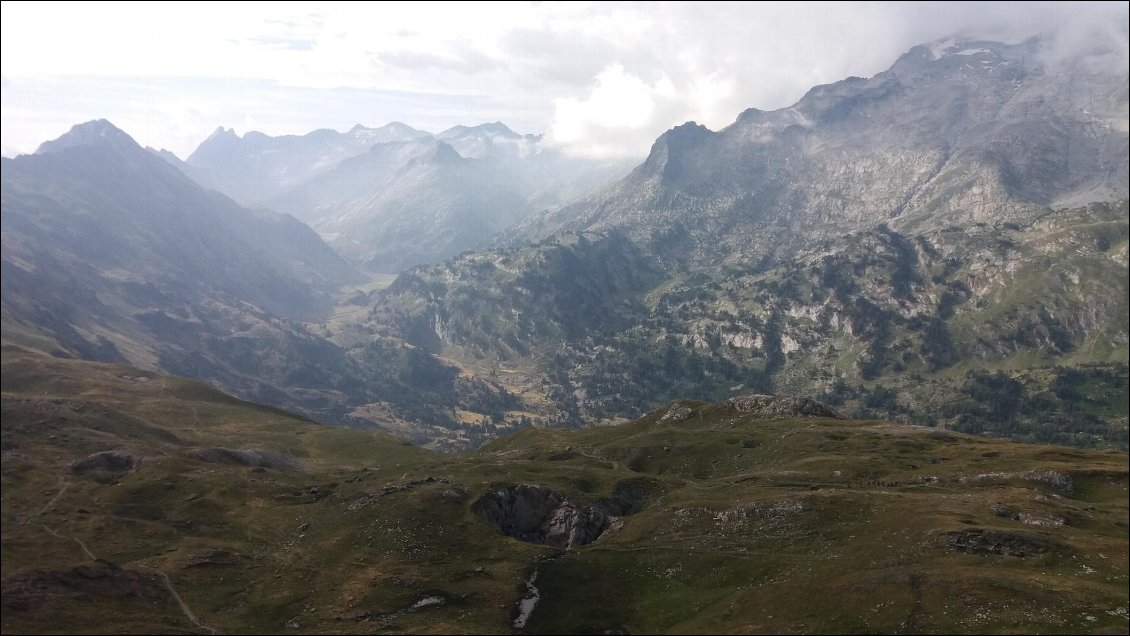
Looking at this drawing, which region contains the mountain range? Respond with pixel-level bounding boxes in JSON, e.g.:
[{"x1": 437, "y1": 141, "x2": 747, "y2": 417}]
[
  {"x1": 1, "y1": 120, "x2": 514, "y2": 440},
  {"x1": 366, "y1": 37, "x2": 1129, "y2": 447},
  {"x1": 177, "y1": 121, "x2": 634, "y2": 271},
  {"x1": 1, "y1": 36, "x2": 1127, "y2": 452}
]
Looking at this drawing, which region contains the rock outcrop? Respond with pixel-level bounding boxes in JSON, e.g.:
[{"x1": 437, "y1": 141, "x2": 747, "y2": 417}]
[{"x1": 723, "y1": 395, "x2": 844, "y2": 419}]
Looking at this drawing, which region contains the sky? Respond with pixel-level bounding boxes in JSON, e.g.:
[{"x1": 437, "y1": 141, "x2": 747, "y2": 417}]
[{"x1": 2, "y1": 1, "x2": 1127, "y2": 159}]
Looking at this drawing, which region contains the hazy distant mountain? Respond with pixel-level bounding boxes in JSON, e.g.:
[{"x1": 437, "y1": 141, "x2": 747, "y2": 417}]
[
  {"x1": 7, "y1": 120, "x2": 357, "y2": 318},
  {"x1": 370, "y1": 37, "x2": 1129, "y2": 447},
  {"x1": 264, "y1": 137, "x2": 441, "y2": 222},
  {"x1": 437, "y1": 121, "x2": 540, "y2": 159},
  {"x1": 309, "y1": 141, "x2": 530, "y2": 271},
  {"x1": 182, "y1": 122, "x2": 432, "y2": 205},
  {"x1": 169, "y1": 120, "x2": 634, "y2": 271},
  {"x1": 2, "y1": 120, "x2": 524, "y2": 441},
  {"x1": 2, "y1": 120, "x2": 364, "y2": 413}
]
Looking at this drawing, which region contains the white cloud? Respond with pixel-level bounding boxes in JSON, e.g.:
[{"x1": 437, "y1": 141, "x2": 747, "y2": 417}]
[
  {"x1": 549, "y1": 65, "x2": 727, "y2": 158},
  {"x1": 1, "y1": 1, "x2": 1126, "y2": 158}
]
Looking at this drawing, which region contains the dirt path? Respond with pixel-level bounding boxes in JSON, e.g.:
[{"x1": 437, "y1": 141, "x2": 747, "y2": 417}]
[
  {"x1": 578, "y1": 447, "x2": 620, "y2": 470},
  {"x1": 145, "y1": 567, "x2": 219, "y2": 635},
  {"x1": 33, "y1": 474, "x2": 219, "y2": 634},
  {"x1": 41, "y1": 524, "x2": 97, "y2": 561},
  {"x1": 23, "y1": 476, "x2": 69, "y2": 525}
]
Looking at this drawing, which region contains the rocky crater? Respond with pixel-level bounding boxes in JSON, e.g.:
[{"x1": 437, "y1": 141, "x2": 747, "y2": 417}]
[{"x1": 474, "y1": 480, "x2": 655, "y2": 548}]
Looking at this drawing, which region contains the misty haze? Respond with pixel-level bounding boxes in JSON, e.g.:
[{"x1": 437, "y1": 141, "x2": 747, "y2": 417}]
[{"x1": 1, "y1": 2, "x2": 1127, "y2": 634}]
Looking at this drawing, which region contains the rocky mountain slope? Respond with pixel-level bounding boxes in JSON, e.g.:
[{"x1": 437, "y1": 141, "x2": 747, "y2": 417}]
[
  {"x1": 366, "y1": 37, "x2": 1129, "y2": 447},
  {"x1": 512, "y1": 38, "x2": 1128, "y2": 251},
  {"x1": 2, "y1": 349, "x2": 1126, "y2": 634}
]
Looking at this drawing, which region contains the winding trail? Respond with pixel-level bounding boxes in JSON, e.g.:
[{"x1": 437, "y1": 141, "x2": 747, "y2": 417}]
[
  {"x1": 30, "y1": 474, "x2": 219, "y2": 635},
  {"x1": 23, "y1": 476, "x2": 69, "y2": 525},
  {"x1": 577, "y1": 447, "x2": 620, "y2": 470},
  {"x1": 145, "y1": 567, "x2": 219, "y2": 635},
  {"x1": 41, "y1": 524, "x2": 97, "y2": 561}
]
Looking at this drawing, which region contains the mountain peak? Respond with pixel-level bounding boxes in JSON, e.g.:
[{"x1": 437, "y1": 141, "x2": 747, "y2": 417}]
[
  {"x1": 479, "y1": 121, "x2": 517, "y2": 136},
  {"x1": 438, "y1": 121, "x2": 520, "y2": 140},
  {"x1": 427, "y1": 141, "x2": 464, "y2": 165},
  {"x1": 34, "y1": 119, "x2": 141, "y2": 155},
  {"x1": 347, "y1": 121, "x2": 431, "y2": 144},
  {"x1": 657, "y1": 121, "x2": 713, "y2": 148},
  {"x1": 385, "y1": 121, "x2": 418, "y2": 132},
  {"x1": 636, "y1": 121, "x2": 714, "y2": 184},
  {"x1": 205, "y1": 126, "x2": 239, "y2": 141}
]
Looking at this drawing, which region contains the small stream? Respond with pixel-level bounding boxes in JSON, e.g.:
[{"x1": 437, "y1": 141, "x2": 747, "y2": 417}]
[{"x1": 513, "y1": 568, "x2": 540, "y2": 629}]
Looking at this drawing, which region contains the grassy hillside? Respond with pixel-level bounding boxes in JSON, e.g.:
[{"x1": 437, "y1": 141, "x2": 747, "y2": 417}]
[{"x1": 2, "y1": 347, "x2": 1127, "y2": 634}]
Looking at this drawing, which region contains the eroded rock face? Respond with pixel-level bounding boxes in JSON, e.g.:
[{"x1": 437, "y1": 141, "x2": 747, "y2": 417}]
[
  {"x1": 474, "y1": 480, "x2": 655, "y2": 548},
  {"x1": 474, "y1": 485, "x2": 606, "y2": 548},
  {"x1": 724, "y1": 394, "x2": 844, "y2": 419}
]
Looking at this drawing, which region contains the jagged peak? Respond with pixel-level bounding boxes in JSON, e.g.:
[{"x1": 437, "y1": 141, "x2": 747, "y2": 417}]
[
  {"x1": 205, "y1": 126, "x2": 239, "y2": 141},
  {"x1": 635, "y1": 121, "x2": 714, "y2": 183},
  {"x1": 146, "y1": 147, "x2": 183, "y2": 161},
  {"x1": 653, "y1": 121, "x2": 714, "y2": 149},
  {"x1": 403, "y1": 140, "x2": 465, "y2": 168},
  {"x1": 428, "y1": 141, "x2": 464, "y2": 164}
]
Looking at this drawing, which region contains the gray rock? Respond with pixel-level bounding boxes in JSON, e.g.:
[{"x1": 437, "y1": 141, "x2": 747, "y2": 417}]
[{"x1": 723, "y1": 394, "x2": 844, "y2": 419}]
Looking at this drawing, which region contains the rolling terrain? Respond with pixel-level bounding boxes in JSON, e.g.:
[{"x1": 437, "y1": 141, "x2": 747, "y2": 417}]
[{"x1": 2, "y1": 348, "x2": 1126, "y2": 634}]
